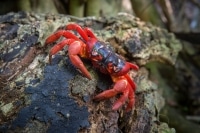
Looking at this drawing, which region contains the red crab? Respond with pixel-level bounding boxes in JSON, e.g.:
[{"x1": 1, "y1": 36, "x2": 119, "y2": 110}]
[{"x1": 45, "y1": 23, "x2": 139, "y2": 112}]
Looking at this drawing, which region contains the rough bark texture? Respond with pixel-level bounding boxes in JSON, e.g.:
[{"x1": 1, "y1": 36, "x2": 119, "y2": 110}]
[{"x1": 0, "y1": 12, "x2": 181, "y2": 133}]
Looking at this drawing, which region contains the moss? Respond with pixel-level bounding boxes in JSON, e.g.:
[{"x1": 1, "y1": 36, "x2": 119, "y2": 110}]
[{"x1": 1, "y1": 103, "x2": 13, "y2": 116}]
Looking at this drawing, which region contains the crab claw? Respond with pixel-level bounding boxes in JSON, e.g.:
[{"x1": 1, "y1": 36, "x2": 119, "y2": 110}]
[
  {"x1": 113, "y1": 62, "x2": 138, "y2": 76},
  {"x1": 94, "y1": 75, "x2": 136, "y2": 111}
]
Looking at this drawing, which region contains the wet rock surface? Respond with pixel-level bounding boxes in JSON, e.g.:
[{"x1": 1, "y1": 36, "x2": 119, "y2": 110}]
[{"x1": 0, "y1": 12, "x2": 181, "y2": 133}]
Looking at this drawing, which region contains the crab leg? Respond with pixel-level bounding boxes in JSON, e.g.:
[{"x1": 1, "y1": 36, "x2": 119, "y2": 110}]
[
  {"x1": 84, "y1": 28, "x2": 97, "y2": 39},
  {"x1": 48, "y1": 39, "x2": 75, "y2": 63},
  {"x1": 45, "y1": 30, "x2": 80, "y2": 45},
  {"x1": 128, "y1": 62, "x2": 139, "y2": 71},
  {"x1": 68, "y1": 41, "x2": 92, "y2": 79},
  {"x1": 126, "y1": 85, "x2": 135, "y2": 112},
  {"x1": 112, "y1": 86, "x2": 129, "y2": 110},
  {"x1": 124, "y1": 74, "x2": 136, "y2": 91},
  {"x1": 47, "y1": 39, "x2": 91, "y2": 79},
  {"x1": 66, "y1": 24, "x2": 89, "y2": 42},
  {"x1": 93, "y1": 79, "x2": 129, "y2": 110}
]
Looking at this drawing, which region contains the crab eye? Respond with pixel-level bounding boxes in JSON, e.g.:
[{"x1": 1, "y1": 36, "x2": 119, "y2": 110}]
[
  {"x1": 92, "y1": 50, "x2": 98, "y2": 56},
  {"x1": 113, "y1": 66, "x2": 120, "y2": 72}
]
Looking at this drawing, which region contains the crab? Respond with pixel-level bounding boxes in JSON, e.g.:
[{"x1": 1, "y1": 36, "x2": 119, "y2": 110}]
[{"x1": 45, "y1": 23, "x2": 139, "y2": 112}]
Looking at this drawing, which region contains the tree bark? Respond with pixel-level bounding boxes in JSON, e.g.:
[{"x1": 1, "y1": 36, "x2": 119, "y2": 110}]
[{"x1": 0, "y1": 12, "x2": 181, "y2": 133}]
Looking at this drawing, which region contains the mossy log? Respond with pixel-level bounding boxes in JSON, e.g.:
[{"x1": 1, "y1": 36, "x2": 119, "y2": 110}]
[{"x1": 0, "y1": 12, "x2": 181, "y2": 133}]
